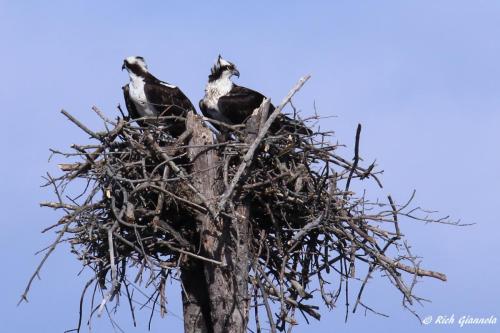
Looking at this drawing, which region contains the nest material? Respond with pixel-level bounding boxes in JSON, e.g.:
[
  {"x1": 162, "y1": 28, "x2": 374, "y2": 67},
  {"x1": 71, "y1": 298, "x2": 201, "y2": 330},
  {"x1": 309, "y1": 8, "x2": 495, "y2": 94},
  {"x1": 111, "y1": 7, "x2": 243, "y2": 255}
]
[{"x1": 22, "y1": 77, "x2": 454, "y2": 332}]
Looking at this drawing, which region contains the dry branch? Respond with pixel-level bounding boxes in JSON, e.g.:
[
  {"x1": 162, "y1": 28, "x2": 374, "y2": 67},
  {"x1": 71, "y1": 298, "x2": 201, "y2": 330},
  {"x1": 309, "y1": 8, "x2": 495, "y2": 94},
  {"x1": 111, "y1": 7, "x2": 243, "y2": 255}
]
[{"x1": 21, "y1": 76, "x2": 456, "y2": 333}]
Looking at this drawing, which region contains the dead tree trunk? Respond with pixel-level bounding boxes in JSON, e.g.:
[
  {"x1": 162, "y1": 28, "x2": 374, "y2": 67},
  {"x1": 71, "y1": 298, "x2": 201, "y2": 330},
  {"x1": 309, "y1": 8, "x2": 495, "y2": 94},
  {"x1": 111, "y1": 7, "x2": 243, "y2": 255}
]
[
  {"x1": 180, "y1": 259, "x2": 211, "y2": 333},
  {"x1": 184, "y1": 112, "x2": 250, "y2": 333}
]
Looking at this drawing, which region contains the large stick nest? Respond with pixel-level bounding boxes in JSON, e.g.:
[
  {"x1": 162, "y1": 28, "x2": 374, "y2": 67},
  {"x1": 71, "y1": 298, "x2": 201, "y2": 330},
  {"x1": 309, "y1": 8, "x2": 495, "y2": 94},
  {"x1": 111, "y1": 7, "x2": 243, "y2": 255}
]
[{"x1": 22, "y1": 77, "x2": 455, "y2": 332}]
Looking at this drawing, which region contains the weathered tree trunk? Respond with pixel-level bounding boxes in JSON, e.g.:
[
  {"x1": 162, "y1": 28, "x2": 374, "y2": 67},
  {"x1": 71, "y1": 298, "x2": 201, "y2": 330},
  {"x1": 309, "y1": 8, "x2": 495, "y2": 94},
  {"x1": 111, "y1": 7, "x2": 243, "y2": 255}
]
[
  {"x1": 184, "y1": 112, "x2": 250, "y2": 333},
  {"x1": 227, "y1": 106, "x2": 267, "y2": 331},
  {"x1": 181, "y1": 258, "x2": 211, "y2": 333}
]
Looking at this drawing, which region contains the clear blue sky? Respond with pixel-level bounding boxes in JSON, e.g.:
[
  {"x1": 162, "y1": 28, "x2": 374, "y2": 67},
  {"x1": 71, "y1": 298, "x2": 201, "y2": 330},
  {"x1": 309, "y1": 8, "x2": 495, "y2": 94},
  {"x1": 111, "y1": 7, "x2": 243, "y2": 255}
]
[{"x1": 1, "y1": 1, "x2": 499, "y2": 332}]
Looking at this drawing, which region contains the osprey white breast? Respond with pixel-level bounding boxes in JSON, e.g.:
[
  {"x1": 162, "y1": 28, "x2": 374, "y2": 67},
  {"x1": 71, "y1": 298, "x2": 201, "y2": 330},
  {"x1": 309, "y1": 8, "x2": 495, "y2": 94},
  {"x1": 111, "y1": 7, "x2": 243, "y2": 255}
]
[
  {"x1": 203, "y1": 77, "x2": 233, "y2": 111},
  {"x1": 128, "y1": 73, "x2": 156, "y2": 117}
]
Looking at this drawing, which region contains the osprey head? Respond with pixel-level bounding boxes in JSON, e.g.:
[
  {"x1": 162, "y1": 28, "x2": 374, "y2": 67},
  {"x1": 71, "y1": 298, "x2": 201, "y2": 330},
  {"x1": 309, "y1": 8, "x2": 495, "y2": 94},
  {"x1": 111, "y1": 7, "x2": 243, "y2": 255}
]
[
  {"x1": 209, "y1": 55, "x2": 240, "y2": 82},
  {"x1": 122, "y1": 56, "x2": 148, "y2": 76}
]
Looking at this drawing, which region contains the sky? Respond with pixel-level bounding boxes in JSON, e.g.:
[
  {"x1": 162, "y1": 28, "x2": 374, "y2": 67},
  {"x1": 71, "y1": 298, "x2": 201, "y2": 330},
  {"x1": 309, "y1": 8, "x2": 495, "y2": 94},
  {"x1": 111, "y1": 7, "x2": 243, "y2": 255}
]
[{"x1": 0, "y1": 1, "x2": 499, "y2": 332}]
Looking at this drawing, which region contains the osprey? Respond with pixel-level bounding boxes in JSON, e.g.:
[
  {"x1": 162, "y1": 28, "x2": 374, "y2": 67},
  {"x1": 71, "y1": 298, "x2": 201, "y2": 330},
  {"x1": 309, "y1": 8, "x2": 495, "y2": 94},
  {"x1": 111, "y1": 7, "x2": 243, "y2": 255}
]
[
  {"x1": 122, "y1": 56, "x2": 196, "y2": 136},
  {"x1": 199, "y1": 55, "x2": 310, "y2": 135}
]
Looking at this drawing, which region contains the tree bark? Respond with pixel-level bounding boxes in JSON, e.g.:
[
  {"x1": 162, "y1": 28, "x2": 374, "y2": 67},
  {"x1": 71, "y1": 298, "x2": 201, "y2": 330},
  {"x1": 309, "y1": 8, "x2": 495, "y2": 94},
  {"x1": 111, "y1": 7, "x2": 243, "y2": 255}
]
[
  {"x1": 181, "y1": 258, "x2": 211, "y2": 333},
  {"x1": 184, "y1": 112, "x2": 250, "y2": 333},
  {"x1": 182, "y1": 113, "x2": 220, "y2": 333},
  {"x1": 182, "y1": 110, "x2": 272, "y2": 332}
]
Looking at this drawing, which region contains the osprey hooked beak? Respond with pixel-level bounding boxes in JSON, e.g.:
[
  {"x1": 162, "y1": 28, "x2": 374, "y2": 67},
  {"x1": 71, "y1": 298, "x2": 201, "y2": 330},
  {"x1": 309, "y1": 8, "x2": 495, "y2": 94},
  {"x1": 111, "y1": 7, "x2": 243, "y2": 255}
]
[
  {"x1": 232, "y1": 68, "x2": 240, "y2": 78},
  {"x1": 215, "y1": 55, "x2": 240, "y2": 78},
  {"x1": 122, "y1": 61, "x2": 127, "y2": 71}
]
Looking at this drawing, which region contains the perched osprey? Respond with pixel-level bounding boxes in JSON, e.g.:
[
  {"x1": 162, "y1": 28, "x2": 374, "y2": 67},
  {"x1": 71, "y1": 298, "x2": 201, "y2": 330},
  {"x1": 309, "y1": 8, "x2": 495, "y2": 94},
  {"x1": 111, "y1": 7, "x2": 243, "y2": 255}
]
[
  {"x1": 199, "y1": 55, "x2": 310, "y2": 135},
  {"x1": 122, "y1": 56, "x2": 196, "y2": 136}
]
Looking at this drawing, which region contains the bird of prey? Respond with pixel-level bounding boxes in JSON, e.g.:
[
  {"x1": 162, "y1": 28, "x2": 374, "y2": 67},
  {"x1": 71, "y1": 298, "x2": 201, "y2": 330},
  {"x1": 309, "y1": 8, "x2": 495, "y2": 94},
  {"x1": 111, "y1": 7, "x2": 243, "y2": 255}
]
[
  {"x1": 122, "y1": 56, "x2": 196, "y2": 136},
  {"x1": 199, "y1": 55, "x2": 310, "y2": 136}
]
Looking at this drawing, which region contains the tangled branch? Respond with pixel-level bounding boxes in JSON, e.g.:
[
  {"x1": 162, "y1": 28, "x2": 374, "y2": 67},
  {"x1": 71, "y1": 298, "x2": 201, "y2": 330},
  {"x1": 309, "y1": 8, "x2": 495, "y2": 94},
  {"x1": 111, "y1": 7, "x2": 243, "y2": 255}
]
[{"x1": 21, "y1": 77, "x2": 459, "y2": 332}]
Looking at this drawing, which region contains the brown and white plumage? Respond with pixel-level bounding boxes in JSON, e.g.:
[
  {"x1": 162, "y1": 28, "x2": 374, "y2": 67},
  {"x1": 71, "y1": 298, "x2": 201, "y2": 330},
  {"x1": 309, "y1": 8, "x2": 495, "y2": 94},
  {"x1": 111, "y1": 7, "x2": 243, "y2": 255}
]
[
  {"x1": 122, "y1": 56, "x2": 196, "y2": 136},
  {"x1": 199, "y1": 55, "x2": 310, "y2": 135}
]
